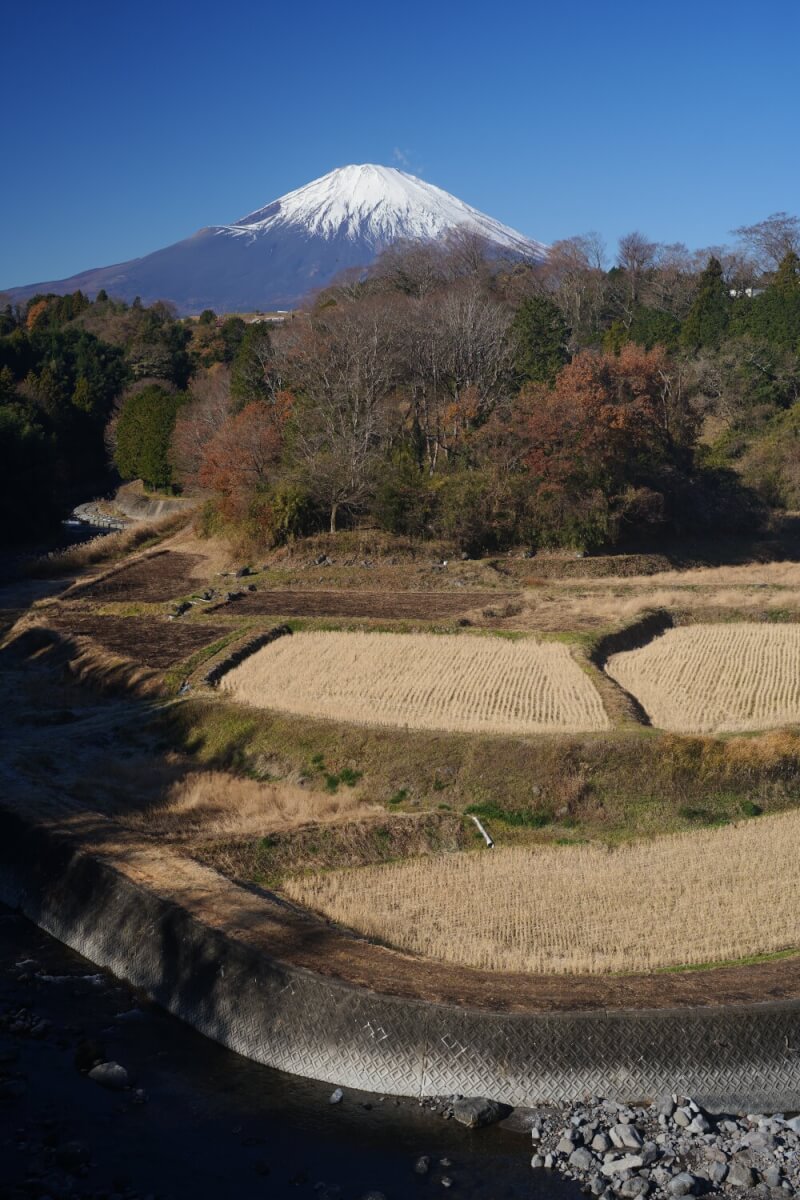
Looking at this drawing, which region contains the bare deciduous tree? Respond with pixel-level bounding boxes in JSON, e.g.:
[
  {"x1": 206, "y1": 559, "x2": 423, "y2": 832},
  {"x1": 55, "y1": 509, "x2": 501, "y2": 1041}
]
[
  {"x1": 732, "y1": 212, "x2": 800, "y2": 271},
  {"x1": 277, "y1": 302, "x2": 398, "y2": 531}
]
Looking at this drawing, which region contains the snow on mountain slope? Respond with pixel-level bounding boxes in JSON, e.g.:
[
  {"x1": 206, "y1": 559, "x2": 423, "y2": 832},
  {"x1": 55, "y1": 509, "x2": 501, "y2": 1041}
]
[
  {"x1": 4, "y1": 165, "x2": 547, "y2": 314},
  {"x1": 221, "y1": 164, "x2": 547, "y2": 257}
]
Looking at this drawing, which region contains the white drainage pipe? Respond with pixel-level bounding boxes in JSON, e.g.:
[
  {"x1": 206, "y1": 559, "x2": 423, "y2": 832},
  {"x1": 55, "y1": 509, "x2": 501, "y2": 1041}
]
[{"x1": 469, "y1": 814, "x2": 494, "y2": 848}]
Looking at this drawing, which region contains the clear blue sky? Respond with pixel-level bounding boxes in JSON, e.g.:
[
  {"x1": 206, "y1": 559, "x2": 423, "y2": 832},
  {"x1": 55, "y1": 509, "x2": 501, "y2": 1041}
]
[{"x1": 2, "y1": 0, "x2": 799, "y2": 286}]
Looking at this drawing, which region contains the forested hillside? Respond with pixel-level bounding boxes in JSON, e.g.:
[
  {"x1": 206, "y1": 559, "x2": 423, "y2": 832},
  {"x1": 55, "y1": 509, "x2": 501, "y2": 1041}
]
[{"x1": 2, "y1": 211, "x2": 799, "y2": 552}]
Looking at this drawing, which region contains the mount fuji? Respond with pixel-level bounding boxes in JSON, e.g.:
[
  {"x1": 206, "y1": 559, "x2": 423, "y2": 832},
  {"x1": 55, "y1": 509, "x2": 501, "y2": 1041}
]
[{"x1": 3, "y1": 165, "x2": 547, "y2": 315}]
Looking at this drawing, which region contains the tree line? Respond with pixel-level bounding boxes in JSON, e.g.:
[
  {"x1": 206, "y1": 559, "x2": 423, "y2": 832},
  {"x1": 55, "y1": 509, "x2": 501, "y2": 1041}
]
[{"x1": 3, "y1": 209, "x2": 799, "y2": 551}]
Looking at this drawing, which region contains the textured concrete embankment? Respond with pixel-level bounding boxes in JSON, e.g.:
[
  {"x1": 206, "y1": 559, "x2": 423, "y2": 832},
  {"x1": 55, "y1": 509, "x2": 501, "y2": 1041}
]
[{"x1": 0, "y1": 807, "x2": 798, "y2": 1112}]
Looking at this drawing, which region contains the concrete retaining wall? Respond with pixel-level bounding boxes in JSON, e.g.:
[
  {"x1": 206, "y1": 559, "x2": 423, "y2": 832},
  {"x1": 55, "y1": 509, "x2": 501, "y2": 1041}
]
[{"x1": 1, "y1": 808, "x2": 799, "y2": 1112}]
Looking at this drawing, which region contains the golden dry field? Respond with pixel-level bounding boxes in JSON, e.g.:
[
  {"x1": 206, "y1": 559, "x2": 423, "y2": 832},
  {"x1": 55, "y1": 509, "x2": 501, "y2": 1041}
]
[
  {"x1": 219, "y1": 630, "x2": 611, "y2": 735},
  {"x1": 607, "y1": 623, "x2": 800, "y2": 733},
  {"x1": 283, "y1": 809, "x2": 800, "y2": 974}
]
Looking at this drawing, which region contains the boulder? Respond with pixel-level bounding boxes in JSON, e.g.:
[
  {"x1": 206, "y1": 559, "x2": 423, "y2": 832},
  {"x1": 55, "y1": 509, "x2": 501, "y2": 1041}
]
[
  {"x1": 667, "y1": 1173, "x2": 697, "y2": 1196},
  {"x1": 727, "y1": 1161, "x2": 757, "y2": 1188},
  {"x1": 602, "y1": 1155, "x2": 644, "y2": 1176},
  {"x1": 569, "y1": 1147, "x2": 595, "y2": 1171},
  {"x1": 612, "y1": 1123, "x2": 643, "y2": 1150},
  {"x1": 87, "y1": 1061, "x2": 128, "y2": 1090},
  {"x1": 451, "y1": 1097, "x2": 510, "y2": 1129}
]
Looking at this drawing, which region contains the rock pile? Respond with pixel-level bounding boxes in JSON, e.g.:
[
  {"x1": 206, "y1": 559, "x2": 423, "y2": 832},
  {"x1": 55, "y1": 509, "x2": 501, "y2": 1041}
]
[{"x1": 527, "y1": 1094, "x2": 799, "y2": 1197}]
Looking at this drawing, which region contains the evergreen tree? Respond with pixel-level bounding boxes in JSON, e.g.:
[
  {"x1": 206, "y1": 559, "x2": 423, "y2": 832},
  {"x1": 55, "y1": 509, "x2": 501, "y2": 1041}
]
[
  {"x1": 510, "y1": 296, "x2": 570, "y2": 385},
  {"x1": 230, "y1": 324, "x2": 274, "y2": 407},
  {"x1": 114, "y1": 385, "x2": 186, "y2": 491},
  {"x1": 680, "y1": 257, "x2": 731, "y2": 348},
  {"x1": 741, "y1": 251, "x2": 800, "y2": 351}
]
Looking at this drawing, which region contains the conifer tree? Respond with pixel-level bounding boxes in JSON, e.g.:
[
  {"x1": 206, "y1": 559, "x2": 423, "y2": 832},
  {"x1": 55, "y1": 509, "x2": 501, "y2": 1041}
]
[
  {"x1": 680, "y1": 256, "x2": 731, "y2": 348},
  {"x1": 511, "y1": 295, "x2": 570, "y2": 385}
]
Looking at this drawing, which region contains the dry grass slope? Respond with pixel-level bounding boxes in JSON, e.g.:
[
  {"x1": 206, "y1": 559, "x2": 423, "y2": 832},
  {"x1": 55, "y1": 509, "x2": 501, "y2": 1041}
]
[
  {"x1": 221, "y1": 630, "x2": 610, "y2": 735},
  {"x1": 284, "y1": 810, "x2": 800, "y2": 974},
  {"x1": 124, "y1": 770, "x2": 377, "y2": 840},
  {"x1": 607, "y1": 623, "x2": 800, "y2": 733}
]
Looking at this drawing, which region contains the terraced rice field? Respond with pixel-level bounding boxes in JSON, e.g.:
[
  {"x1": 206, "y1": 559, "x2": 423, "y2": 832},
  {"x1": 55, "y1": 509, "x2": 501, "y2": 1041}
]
[
  {"x1": 284, "y1": 809, "x2": 800, "y2": 974},
  {"x1": 220, "y1": 630, "x2": 610, "y2": 735},
  {"x1": 606, "y1": 623, "x2": 800, "y2": 733}
]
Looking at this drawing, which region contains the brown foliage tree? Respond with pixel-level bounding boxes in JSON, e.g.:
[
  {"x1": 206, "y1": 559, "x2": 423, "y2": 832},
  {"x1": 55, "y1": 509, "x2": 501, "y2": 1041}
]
[{"x1": 197, "y1": 402, "x2": 284, "y2": 522}]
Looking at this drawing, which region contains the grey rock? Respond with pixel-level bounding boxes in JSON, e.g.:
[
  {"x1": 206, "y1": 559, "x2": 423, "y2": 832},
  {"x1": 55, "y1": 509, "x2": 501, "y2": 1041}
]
[
  {"x1": 592, "y1": 1133, "x2": 612, "y2": 1153},
  {"x1": 782, "y1": 1116, "x2": 800, "y2": 1135},
  {"x1": 686, "y1": 1114, "x2": 711, "y2": 1135},
  {"x1": 640, "y1": 1141, "x2": 659, "y2": 1166},
  {"x1": 728, "y1": 1161, "x2": 757, "y2": 1188},
  {"x1": 667, "y1": 1172, "x2": 697, "y2": 1196},
  {"x1": 556, "y1": 1136, "x2": 577, "y2": 1154},
  {"x1": 708, "y1": 1160, "x2": 728, "y2": 1185},
  {"x1": 619, "y1": 1180, "x2": 650, "y2": 1197},
  {"x1": 329, "y1": 1088, "x2": 344, "y2": 1104},
  {"x1": 543, "y1": 1153, "x2": 554, "y2": 1169},
  {"x1": 87, "y1": 1061, "x2": 128, "y2": 1090},
  {"x1": 656, "y1": 1093, "x2": 676, "y2": 1118},
  {"x1": 414, "y1": 1156, "x2": 430, "y2": 1175},
  {"x1": 764, "y1": 1167, "x2": 783, "y2": 1188},
  {"x1": 613, "y1": 1124, "x2": 643, "y2": 1150},
  {"x1": 569, "y1": 1147, "x2": 595, "y2": 1171},
  {"x1": 673, "y1": 1107, "x2": 692, "y2": 1128},
  {"x1": 451, "y1": 1098, "x2": 510, "y2": 1129},
  {"x1": 530, "y1": 1154, "x2": 545, "y2": 1169},
  {"x1": 601, "y1": 1155, "x2": 644, "y2": 1176}
]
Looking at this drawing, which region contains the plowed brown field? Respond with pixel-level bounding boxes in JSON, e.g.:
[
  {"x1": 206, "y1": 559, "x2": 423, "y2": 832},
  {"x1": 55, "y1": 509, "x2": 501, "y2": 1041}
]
[
  {"x1": 234, "y1": 589, "x2": 517, "y2": 620},
  {"x1": 69, "y1": 551, "x2": 206, "y2": 602},
  {"x1": 45, "y1": 614, "x2": 226, "y2": 669}
]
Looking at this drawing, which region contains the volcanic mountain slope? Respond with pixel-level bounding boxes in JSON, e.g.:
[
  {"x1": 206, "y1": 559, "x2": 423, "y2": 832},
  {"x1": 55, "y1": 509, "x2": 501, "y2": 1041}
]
[{"x1": 4, "y1": 165, "x2": 547, "y2": 315}]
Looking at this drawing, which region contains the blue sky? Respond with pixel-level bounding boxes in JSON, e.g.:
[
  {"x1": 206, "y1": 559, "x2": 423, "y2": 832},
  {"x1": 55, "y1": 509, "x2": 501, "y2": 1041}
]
[{"x1": 2, "y1": 0, "x2": 799, "y2": 286}]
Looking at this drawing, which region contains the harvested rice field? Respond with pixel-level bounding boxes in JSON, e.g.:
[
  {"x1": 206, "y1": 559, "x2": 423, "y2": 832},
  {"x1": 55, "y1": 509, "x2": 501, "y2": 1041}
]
[
  {"x1": 284, "y1": 809, "x2": 800, "y2": 974},
  {"x1": 220, "y1": 630, "x2": 610, "y2": 735},
  {"x1": 606, "y1": 623, "x2": 800, "y2": 733}
]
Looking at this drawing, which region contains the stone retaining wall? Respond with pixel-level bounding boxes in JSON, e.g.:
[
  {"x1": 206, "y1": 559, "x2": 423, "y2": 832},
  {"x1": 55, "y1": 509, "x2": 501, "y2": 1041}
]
[{"x1": 1, "y1": 808, "x2": 798, "y2": 1113}]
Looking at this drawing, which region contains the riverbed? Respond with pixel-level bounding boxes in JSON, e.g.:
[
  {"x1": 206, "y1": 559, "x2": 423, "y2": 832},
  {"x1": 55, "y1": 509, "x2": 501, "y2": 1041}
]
[{"x1": 0, "y1": 905, "x2": 580, "y2": 1199}]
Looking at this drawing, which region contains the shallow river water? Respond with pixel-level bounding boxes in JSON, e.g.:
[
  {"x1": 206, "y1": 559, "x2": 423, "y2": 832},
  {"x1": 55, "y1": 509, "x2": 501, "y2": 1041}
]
[{"x1": 0, "y1": 905, "x2": 580, "y2": 1200}]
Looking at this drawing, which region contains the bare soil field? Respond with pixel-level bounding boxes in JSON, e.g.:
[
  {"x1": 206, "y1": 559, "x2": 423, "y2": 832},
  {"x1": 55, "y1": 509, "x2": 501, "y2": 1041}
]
[
  {"x1": 607, "y1": 623, "x2": 800, "y2": 733},
  {"x1": 221, "y1": 630, "x2": 610, "y2": 735},
  {"x1": 284, "y1": 809, "x2": 800, "y2": 975},
  {"x1": 68, "y1": 550, "x2": 208, "y2": 602},
  {"x1": 42, "y1": 613, "x2": 227, "y2": 669},
  {"x1": 234, "y1": 588, "x2": 518, "y2": 620}
]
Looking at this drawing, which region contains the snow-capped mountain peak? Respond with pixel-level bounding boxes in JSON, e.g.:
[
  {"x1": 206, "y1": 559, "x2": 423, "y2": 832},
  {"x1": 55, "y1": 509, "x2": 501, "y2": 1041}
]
[
  {"x1": 5, "y1": 164, "x2": 547, "y2": 314},
  {"x1": 220, "y1": 164, "x2": 546, "y2": 258}
]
